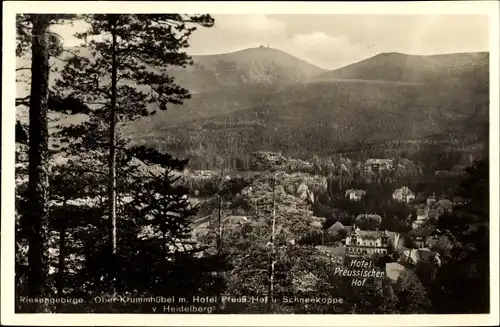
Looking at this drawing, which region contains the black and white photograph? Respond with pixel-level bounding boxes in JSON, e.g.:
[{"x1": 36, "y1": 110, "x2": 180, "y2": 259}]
[{"x1": 2, "y1": 1, "x2": 499, "y2": 326}]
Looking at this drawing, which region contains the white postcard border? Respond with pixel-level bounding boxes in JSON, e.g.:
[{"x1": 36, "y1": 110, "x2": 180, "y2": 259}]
[{"x1": 2, "y1": 1, "x2": 499, "y2": 326}]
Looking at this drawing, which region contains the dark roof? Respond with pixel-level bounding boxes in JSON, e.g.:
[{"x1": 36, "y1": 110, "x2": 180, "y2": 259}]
[
  {"x1": 351, "y1": 230, "x2": 388, "y2": 239},
  {"x1": 327, "y1": 221, "x2": 344, "y2": 233},
  {"x1": 344, "y1": 226, "x2": 354, "y2": 234},
  {"x1": 452, "y1": 196, "x2": 466, "y2": 203},
  {"x1": 427, "y1": 209, "x2": 439, "y2": 219},
  {"x1": 316, "y1": 245, "x2": 345, "y2": 257},
  {"x1": 400, "y1": 248, "x2": 439, "y2": 265},
  {"x1": 355, "y1": 214, "x2": 382, "y2": 222},
  {"x1": 408, "y1": 227, "x2": 436, "y2": 237},
  {"x1": 417, "y1": 248, "x2": 440, "y2": 261},
  {"x1": 437, "y1": 199, "x2": 453, "y2": 210}
]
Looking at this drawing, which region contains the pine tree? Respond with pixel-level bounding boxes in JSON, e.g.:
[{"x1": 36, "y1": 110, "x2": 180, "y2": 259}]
[
  {"x1": 31, "y1": 14, "x2": 217, "y2": 302},
  {"x1": 26, "y1": 14, "x2": 51, "y2": 298},
  {"x1": 15, "y1": 14, "x2": 75, "y2": 299},
  {"x1": 218, "y1": 172, "x2": 327, "y2": 313},
  {"x1": 54, "y1": 14, "x2": 214, "y2": 258},
  {"x1": 117, "y1": 146, "x2": 202, "y2": 295},
  {"x1": 48, "y1": 163, "x2": 105, "y2": 298}
]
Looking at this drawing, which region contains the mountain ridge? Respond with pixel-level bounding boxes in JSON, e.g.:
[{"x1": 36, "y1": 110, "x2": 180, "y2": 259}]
[{"x1": 317, "y1": 51, "x2": 489, "y2": 85}]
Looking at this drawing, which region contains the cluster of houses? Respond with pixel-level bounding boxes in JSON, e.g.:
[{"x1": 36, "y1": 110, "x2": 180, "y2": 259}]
[
  {"x1": 318, "y1": 187, "x2": 462, "y2": 284},
  {"x1": 412, "y1": 194, "x2": 453, "y2": 229},
  {"x1": 364, "y1": 158, "x2": 394, "y2": 173},
  {"x1": 345, "y1": 185, "x2": 456, "y2": 228},
  {"x1": 317, "y1": 217, "x2": 446, "y2": 283},
  {"x1": 345, "y1": 186, "x2": 417, "y2": 204}
]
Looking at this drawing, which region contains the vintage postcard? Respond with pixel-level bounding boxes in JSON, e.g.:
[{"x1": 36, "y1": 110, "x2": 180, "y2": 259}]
[{"x1": 2, "y1": 1, "x2": 499, "y2": 326}]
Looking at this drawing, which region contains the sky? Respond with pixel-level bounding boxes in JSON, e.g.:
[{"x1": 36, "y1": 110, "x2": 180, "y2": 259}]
[{"x1": 51, "y1": 14, "x2": 490, "y2": 70}]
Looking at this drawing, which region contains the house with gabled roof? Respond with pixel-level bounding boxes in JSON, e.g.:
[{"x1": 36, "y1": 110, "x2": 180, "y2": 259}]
[
  {"x1": 364, "y1": 158, "x2": 394, "y2": 173},
  {"x1": 343, "y1": 225, "x2": 354, "y2": 234},
  {"x1": 344, "y1": 227, "x2": 400, "y2": 257},
  {"x1": 398, "y1": 247, "x2": 442, "y2": 267},
  {"x1": 412, "y1": 219, "x2": 428, "y2": 230},
  {"x1": 416, "y1": 208, "x2": 426, "y2": 220},
  {"x1": 426, "y1": 194, "x2": 437, "y2": 208},
  {"x1": 436, "y1": 199, "x2": 453, "y2": 216},
  {"x1": 327, "y1": 221, "x2": 345, "y2": 234},
  {"x1": 327, "y1": 222, "x2": 355, "y2": 244},
  {"x1": 345, "y1": 189, "x2": 366, "y2": 201},
  {"x1": 392, "y1": 186, "x2": 415, "y2": 203},
  {"x1": 386, "y1": 262, "x2": 414, "y2": 283},
  {"x1": 407, "y1": 226, "x2": 437, "y2": 248}
]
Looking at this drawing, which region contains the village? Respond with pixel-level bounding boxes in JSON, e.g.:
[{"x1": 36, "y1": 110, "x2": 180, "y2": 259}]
[
  {"x1": 304, "y1": 158, "x2": 458, "y2": 284},
  {"x1": 186, "y1": 154, "x2": 467, "y2": 291},
  {"x1": 317, "y1": 189, "x2": 455, "y2": 284}
]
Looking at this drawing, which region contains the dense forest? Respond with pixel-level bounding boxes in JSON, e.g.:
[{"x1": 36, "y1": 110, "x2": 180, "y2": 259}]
[
  {"x1": 14, "y1": 13, "x2": 490, "y2": 315},
  {"x1": 130, "y1": 78, "x2": 488, "y2": 171}
]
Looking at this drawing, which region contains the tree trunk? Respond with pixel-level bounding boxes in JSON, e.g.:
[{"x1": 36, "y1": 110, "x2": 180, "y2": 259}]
[
  {"x1": 57, "y1": 225, "x2": 66, "y2": 295},
  {"x1": 269, "y1": 171, "x2": 277, "y2": 311},
  {"x1": 108, "y1": 18, "x2": 118, "y2": 295},
  {"x1": 162, "y1": 229, "x2": 167, "y2": 256},
  {"x1": 27, "y1": 14, "x2": 51, "y2": 298},
  {"x1": 109, "y1": 22, "x2": 118, "y2": 255},
  {"x1": 217, "y1": 195, "x2": 223, "y2": 254}
]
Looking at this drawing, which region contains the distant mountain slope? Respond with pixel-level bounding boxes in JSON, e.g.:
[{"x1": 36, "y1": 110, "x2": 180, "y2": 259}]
[
  {"x1": 129, "y1": 51, "x2": 489, "y2": 135},
  {"x1": 16, "y1": 46, "x2": 326, "y2": 98},
  {"x1": 128, "y1": 51, "x2": 489, "y2": 132},
  {"x1": 169, "y1": 46, "x2": 327, "y2": 93},
  {"x1": 318, "y1": 52, "x2": 489, "y2": 87},
  {"x1": 129, "y1": 76, "x2": 489, "y2": 168},
  {"x1": 126, "y1": 83, "x2": 286, "y2": 135},
  {"x1": 16, "y1": 47, "x2": 489, "y2": 170}
]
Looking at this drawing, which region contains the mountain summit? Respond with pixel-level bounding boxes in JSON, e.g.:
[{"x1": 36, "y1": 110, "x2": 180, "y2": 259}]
[{"x1": 169, "y1": 46, "x2": 326, "y2": 93}]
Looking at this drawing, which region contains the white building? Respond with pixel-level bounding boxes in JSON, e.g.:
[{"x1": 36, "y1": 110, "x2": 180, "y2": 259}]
[
  {"x1": 392, "y1": 186, "x2": 415, "y2": 203},
  {"x1": 364, "y1": 159, "x2": 394, "y2": 173},
  {"x1": 345, "y1": 189, "x2": 366, "y2": 201},
  {"x1": 344, "y1": 228, "x2": 400, "y2": 257}
]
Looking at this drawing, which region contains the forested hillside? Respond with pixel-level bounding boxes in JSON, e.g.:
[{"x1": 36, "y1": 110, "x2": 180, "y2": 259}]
[
  {"x1": 17, "y1": 44, "x2": 489, "y2": 172},
  {"x1": 130, "y1": 76, "x2": 488, "y2": 170}
]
